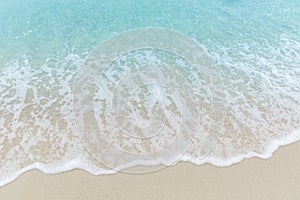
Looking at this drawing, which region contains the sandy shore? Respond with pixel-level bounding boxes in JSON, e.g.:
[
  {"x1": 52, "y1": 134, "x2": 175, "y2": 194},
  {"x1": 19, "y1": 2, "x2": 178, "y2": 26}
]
[{"x1": 0, "y1": 141, "x2": 300, "y2": 200}]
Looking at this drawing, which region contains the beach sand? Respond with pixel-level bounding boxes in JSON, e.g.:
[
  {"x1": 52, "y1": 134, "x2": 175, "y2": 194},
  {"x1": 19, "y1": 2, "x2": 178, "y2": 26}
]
[{"x1": 0, "y1": 141, "x2": 300, "y2": 200}]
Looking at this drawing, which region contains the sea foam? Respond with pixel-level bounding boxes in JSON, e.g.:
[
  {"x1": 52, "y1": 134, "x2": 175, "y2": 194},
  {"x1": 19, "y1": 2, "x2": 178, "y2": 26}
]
[{"x1": 0, "y1": 33, "x2": 299, "y2": 186}]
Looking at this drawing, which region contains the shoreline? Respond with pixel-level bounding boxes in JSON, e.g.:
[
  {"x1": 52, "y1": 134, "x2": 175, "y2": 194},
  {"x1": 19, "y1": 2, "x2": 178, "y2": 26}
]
[
  {"x1": 1, "y1": 140, "x2": 300, "y2": 200},
  {"x1": 1, "y1": 127, "x2": 299, "y2": 188}
]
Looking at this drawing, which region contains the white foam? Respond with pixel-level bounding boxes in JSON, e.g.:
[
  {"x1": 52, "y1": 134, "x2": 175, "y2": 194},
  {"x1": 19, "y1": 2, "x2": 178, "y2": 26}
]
[{"x1": 0, "y1": 35, "x2": 299, "y2": 186}]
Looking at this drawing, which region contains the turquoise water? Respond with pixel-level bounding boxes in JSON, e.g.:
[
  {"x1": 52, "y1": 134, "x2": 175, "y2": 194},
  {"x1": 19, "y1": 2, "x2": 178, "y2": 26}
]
[
  {"x1": 0, "y1": 0, "x2": 299, "y2": 186},
  {"x1": 1, "y1": 0, "x2": 299, "y2": 63}
]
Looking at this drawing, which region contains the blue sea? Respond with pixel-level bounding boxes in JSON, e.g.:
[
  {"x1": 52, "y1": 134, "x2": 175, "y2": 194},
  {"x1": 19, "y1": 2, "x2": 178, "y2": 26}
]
[{"x1": 0, "y1": 0, "x2": 299, "y2": 186}]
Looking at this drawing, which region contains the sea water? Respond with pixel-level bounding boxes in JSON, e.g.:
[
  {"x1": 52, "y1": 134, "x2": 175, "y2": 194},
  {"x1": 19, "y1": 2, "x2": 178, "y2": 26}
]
[{"x1": 0, "y1": 0, "x2": 299, "y2": 186}]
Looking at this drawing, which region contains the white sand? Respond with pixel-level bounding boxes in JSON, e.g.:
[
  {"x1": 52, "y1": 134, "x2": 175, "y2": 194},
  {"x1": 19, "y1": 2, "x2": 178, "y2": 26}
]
[{"x1": 0, "y1": 141, "x2": 300, "y2": 200}]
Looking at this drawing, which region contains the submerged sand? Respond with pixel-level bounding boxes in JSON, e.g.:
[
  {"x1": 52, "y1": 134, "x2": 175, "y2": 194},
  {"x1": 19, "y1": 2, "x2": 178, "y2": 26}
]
[{"x1": 0, "y1": 140, "x2": 299, "y2": 200}]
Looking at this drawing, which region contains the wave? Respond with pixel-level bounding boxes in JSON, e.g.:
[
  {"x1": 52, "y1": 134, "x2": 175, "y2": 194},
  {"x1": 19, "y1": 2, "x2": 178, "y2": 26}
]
[{"x1": 0, "y1": 33, "x2": 299, "y2": 186}]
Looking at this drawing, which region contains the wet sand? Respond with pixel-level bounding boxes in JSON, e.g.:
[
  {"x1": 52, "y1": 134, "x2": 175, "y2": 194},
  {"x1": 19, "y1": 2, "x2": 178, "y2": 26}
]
[{"x1": 0, "y1": 140, "x2": 300, "y2": 200}]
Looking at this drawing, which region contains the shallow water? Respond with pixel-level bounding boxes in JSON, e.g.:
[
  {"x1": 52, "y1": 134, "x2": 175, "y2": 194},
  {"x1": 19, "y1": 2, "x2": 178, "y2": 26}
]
[{"x1": 0, "y1": 0, "x2": 299, "y2": 186}]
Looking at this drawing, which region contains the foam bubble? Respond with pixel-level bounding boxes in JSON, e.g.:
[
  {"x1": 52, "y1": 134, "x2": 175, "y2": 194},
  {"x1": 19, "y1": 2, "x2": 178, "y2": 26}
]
[{"x1": 0, "y1": 32, "x2": 299, "y2": 186}]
